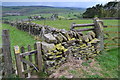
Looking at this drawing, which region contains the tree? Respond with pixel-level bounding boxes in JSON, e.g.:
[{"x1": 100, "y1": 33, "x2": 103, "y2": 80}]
[{"x1": 82, "y1": 1, "x2": 119, "y2": 18}]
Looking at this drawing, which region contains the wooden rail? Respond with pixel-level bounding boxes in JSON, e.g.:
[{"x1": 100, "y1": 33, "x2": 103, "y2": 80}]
[
  {"x1": 70, "y1": 18, "x2": 104, "y2": 51},
  {"x1": 70, "y1": 23, "x2": 95, "y2": 30},
  {"x1": 72, "y1": 28, "x2": 94, "y2": 32}
]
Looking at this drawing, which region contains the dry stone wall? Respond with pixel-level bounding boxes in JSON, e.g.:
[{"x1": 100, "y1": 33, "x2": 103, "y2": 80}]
[{"x1": 3, "y1": 20, "x2": 101, "y2": 74}]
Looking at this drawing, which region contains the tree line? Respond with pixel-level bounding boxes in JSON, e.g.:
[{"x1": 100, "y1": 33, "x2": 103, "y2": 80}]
[{"x1": 82, "y1": 1, "x2": 120, "y2": 18}]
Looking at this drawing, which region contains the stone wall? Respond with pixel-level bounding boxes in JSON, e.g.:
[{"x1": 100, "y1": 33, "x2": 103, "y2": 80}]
[{"x1": 3, "y1": 20, "x2": 101, "y2": 74}]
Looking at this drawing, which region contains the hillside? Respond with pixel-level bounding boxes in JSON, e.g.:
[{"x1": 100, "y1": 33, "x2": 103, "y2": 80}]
[
  {"x1": 2, "y1": 6, "x2": 85, "y2": 16},
  {"x1": 2, "y1": 6, "x2": 85, "y2": 21}
]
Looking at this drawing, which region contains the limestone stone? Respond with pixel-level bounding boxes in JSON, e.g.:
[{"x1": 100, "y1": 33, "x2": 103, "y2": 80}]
[
  {"x1": 90, "y1": 38, "x2": 100, "y2": 43},
  {"x1": 59, "y1": 33, "x2": 67, "y2": 42},
  {"x1": 55, "y1": 34, "x2": 63, "y2": 43},
  {"x1": 87, "y1": 34, "x2": 93, "y2": 41},
  {"x1": 82, "y1": 35, "x2": 89, "y2": 42},
  {"x1": 41, "y1": 42, "x2": 55, "y2": 53},
  {"x1": 44, "y1": 33, "x2": 57, "y2": 43},
  {"x1": 88, "y1": 31, "x2": 96, "y2": 38}
]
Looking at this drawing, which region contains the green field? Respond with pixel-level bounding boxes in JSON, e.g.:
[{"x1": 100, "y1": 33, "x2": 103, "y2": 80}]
[
  {"x1": 1, "y1": 19, "x2": 119, "y2": 78},
  {"x1": 2, "y1": 16, "x2": 29, "y2": 21},
  {"x1": 2, "y1": 24, "x2": 37, "y2": 63},
  {"x1": 33, "y1": 19, "x2": 119, "y2": 30}
]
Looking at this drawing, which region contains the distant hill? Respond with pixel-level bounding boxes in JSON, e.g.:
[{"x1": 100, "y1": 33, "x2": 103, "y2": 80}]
[{"x1": 2, "y1": 6, "x2": 85, "y2": 16}]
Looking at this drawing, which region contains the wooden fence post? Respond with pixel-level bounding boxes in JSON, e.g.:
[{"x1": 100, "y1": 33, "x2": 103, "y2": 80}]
[
  {"x1": 0, "y1": 47, "x2": 3, "y2": 80},
  {"x1": 36, "y1": 42, "x2": 43, "y2": 71},
  {"x1": 14, "y1": 46, "x2": 24, "y2": 78},
  {"x1": 94, "y1": 18, "x2": 104, "y2": 51},
  {"x1": 28, "y1": 19, "x2": 31, "y2": 35},
  {"x1": 2, "y1": 29, "x2": 13, "y2": 77}
]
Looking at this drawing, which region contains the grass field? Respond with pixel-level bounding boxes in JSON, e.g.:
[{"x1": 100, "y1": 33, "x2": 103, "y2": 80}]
[
  {"x1": 2, "y1": 24, "x2": 37, "y2": 63},
  {"x1": 1, "y1": 19, "x2": 119, "y2": 78},
  {"x1": 2, "y1": 16, "x2": 29, "y2": 21},
  {"x1": 33, "y1": 19, "x2": 119, "y2": 30}
]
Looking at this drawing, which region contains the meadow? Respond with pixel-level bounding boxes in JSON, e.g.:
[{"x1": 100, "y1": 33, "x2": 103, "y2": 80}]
[{"x1": 1, "y1": 19, "x2": 119, "y2": 78}]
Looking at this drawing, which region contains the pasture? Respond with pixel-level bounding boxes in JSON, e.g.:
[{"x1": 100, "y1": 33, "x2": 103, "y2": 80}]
[{"x1": 1, "y1": 19, "x2": 119, "y2": 78}]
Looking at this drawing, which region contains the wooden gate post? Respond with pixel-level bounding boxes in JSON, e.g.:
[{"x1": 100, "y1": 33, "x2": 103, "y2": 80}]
[
  {"x1": 94, "y1": 17, "x2": 104, "y2": 51},
  {"x1": 2, "y1": 29, "x2": 13, "y2": 77},
  {"x1": 36, "y1": 42, "x2": 43, "y2": 71},
  {"x1": 14, "y1": 46, "x2": 24, "y2": 78}
]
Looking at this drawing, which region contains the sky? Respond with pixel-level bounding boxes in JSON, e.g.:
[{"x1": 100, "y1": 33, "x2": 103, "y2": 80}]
[{"x1": 1, "y1": 0, "x2": 119, "y2": 8}]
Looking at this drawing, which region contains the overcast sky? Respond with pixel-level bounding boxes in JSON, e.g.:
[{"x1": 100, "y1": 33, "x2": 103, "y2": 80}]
[{"x1": 1, "y1": 0, "x2": 119, "y2": 8}]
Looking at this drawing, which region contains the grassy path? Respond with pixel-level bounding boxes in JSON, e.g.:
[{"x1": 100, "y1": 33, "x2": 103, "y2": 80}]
[{"x1": 2, "y1": 24, "x2": 37, "y2": 63}]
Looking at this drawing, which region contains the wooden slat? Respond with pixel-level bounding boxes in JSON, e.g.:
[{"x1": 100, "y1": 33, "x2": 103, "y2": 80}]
[
  {"x1": 21, "y1": 46, "x2": 28, "y2": 77},
  {"x1": 104, "y1": 31, "x2": 120, "y2": 34},
  {"x1": 104, "y1": 43, "x2": 120, "y2": 46},
  {"x1": 107, "y1": 25, "x2": 120, "y2": 27},
  {"x1": 28, "y1": 45, "x2": 32, "y2": 63},
  {"x1": 21, "y1": 58, "x2": 39, "y2": 72},
  {"x1": 28, "y1": 45, "x2": 32, "y2": 76},
  {"x1": 14, "y1": 46, "x2": 24, "y2": 78},
  {"x1": 72, "y1": 23, "x2": 95, "y2": 28},
  {"x1": 104, "y1": 46, "x2": 120, "y2": 50},
  {"x1": 104, "y1": 37, "x2": 120, "y2": 41},
  {"x1": 20, "y1": 50, "x2": 37, "y2": 57},
  {"x1": 72, "y1": 28, "x2": 94, "y2": 32},
  {"x1": 22, "y1": 68, "x2": 34, "y2": 74},
  {"x1": 34, "y1": 43, "x2": 38, "y2": 70}
]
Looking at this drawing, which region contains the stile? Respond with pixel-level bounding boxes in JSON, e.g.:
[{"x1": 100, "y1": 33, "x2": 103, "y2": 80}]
[
  {"x1": 14, "y1": 46, "x2": 24, "y2": 78},
  {"x1": 20, "y1": 46, "x2": 28, "y2": 77}
]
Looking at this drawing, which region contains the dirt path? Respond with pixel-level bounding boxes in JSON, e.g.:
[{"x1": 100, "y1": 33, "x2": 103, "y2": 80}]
[{"x1": 49, "y1": 57, "x2": 103, "y2": 78}]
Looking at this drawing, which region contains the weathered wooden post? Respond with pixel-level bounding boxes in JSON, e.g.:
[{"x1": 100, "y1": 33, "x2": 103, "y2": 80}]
[
  {"x1": 0, "y1": 47, "x2": 3, "y2": 80},
  {"x1": 28, "y1": 18, "x2": 31, "y2": 35},
  {"x1": 14, "y1": 46, "x2": 24, "y2": 78},
  {"x1": 94, "y1": 17, "x2": 104, "y2": 51},
  {"x1": 2, "y1": 30, "x2": 13, "y2": 78},
  {"x1": 36, "y1": 42, "x2": 43, "y2": 71},
  {"x1": 70, "y1": 23, "x2": 75, "y2": 30}
]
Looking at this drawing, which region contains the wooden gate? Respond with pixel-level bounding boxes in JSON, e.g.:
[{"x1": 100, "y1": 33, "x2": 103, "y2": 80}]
[
  {"x1": 14, "y1": 42, "x2": 43, "y2": 78},
  {"x1": 70, "y1": 17, "x2": 105, "y2": 52}
]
